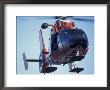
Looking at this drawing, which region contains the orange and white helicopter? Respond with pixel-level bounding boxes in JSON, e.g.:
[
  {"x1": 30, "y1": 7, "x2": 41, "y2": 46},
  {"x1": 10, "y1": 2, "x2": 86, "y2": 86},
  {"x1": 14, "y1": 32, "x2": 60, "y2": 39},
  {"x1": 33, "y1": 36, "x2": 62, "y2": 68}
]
[{"x1": 22, "y1": 16, "x2": 90, "y2": 73}]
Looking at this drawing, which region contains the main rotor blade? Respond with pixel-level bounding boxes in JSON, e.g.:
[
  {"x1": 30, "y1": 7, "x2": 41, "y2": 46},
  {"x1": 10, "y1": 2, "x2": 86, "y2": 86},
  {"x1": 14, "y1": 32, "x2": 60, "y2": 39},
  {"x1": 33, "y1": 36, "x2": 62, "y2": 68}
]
[
  {"x1": 17, "y1": 16, "x2": 55, "y2": 20},
  {"x1": 70, "y1": 16, "x2": 94, "y2": 22},
  {"x1": 17, "y1": 16, "x2": 94, "y2": 22}
]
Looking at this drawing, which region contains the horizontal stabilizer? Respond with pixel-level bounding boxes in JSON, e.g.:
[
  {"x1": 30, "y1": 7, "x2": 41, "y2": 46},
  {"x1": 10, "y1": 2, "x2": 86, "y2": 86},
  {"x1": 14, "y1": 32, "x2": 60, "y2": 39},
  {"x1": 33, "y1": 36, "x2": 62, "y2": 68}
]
[{"x1": 26, "y1": 59, "x2": 40, "y2": 62}]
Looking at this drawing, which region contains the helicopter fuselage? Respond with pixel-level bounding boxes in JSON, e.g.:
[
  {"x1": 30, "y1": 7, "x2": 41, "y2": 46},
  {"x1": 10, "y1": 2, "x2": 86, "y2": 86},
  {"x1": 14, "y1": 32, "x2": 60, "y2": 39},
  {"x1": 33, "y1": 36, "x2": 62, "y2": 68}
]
[{"x1": 48, "y1": 28, "x2": 88, "y2": 65}]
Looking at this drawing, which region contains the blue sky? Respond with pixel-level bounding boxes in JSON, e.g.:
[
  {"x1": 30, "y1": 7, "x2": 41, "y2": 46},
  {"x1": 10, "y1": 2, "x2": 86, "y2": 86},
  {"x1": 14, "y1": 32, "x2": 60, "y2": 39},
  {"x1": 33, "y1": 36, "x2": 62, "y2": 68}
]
[{"x1": 16, "y1": 16, "x2": 94, "y2": 74}]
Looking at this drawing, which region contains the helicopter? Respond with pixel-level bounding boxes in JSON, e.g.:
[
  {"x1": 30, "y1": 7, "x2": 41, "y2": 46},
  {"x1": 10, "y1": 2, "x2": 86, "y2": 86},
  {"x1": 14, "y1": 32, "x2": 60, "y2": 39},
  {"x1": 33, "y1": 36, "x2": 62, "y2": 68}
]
[{"x1": 22, "y1": 16, "x2": 90, "y2": 74}]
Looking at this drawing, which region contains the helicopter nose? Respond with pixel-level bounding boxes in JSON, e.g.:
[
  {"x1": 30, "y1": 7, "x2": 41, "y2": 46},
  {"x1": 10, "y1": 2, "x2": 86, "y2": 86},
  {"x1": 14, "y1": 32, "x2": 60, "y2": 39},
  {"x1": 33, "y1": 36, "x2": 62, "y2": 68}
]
[{"x1": 58, "y1": 29, "x2": 88, "y2": 49}]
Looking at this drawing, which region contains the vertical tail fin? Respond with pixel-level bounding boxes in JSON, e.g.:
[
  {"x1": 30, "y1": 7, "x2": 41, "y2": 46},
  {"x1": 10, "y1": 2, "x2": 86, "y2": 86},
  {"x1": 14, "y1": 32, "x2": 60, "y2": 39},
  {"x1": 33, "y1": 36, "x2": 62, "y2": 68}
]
[
  {"x1": 39, "y1": 29, "x2": 45, "y2": 50},
  {"x1": 22, "y1": 53, "x2": 28, "y2": 70},
  {"x1": 39, "y1": 29, "x2": 49, "y2": 54}
]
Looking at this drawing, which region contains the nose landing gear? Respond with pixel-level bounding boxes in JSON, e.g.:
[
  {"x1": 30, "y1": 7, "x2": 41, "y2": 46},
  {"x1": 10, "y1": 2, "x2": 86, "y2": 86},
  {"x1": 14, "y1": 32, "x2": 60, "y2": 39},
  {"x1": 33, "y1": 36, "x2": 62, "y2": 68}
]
[
  {"x1": 68, "y1": 63, "x2": 84, "y2": 73},
  {"x1": 69, "y1": 67, "x2": 84, "y2": 73}
]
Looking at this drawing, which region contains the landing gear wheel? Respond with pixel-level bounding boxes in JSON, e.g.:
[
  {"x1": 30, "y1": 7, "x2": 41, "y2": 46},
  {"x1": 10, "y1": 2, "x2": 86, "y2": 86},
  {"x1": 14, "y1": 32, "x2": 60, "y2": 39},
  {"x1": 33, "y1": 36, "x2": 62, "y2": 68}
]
[
  {"x1": 69, "y1": 67, "x2": 84, "y2": 73},
  {"x1": 69, "y1": 63, "x2": 84, "y2": 73},
  {"x1": 42, "y1": 67, "x2": 57, "y2": 73}
]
